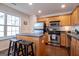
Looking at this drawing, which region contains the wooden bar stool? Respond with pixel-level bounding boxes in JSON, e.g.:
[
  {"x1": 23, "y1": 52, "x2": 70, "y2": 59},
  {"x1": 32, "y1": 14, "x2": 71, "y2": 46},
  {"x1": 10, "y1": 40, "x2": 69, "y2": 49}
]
[
  {"x1": 17, "y1": 43, "x2": 25, "y2": 56},
  {"x1": 8, "y1": 39, "x2": 21, "y2": 56},
  {"x1": 18, "y1": 40, "x2": 34, "y2": 56}
]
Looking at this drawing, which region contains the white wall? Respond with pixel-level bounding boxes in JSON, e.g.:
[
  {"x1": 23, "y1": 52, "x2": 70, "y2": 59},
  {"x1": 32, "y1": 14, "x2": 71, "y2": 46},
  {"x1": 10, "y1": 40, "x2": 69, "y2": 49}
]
[
  {"x1": 0, "y1": 3, "x2": 30, "y2": 51},
  {"x1": 29, "y1": 15, "x2": 37, "y2": 33},
  {"x1": 0, "y1": 3, "x2": 31, "y2": 33},
  {"x1": 0, "y1": 40, "x2": 10, "y2": 51}
]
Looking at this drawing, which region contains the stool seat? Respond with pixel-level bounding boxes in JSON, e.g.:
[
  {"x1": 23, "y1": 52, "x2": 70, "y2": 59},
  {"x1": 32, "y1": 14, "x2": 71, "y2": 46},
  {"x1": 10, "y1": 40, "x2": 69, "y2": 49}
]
[
  {"x1": 10, "y1": 39, "x2": 21, "y2": 42},
  {"x1": 18, "y1": 40, "x2": 33, "y2": 45}
]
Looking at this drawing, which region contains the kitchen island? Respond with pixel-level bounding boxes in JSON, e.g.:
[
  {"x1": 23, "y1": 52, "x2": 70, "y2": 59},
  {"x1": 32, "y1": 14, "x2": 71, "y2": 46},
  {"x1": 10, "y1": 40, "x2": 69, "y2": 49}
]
[{"x1": 16, "y1": 32, "x2": 48, "y2": 56}]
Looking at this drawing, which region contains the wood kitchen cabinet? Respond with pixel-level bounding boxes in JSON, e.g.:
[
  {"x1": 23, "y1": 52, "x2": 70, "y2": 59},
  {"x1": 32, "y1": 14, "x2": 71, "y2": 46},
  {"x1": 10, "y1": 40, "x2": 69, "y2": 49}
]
[
  {"x1": 70, "y1": 37, "x2": 76, "y2": 56},
  {"x1": 37, "y1": 18, "x2": 46, "y2": 22},
  {"x1": 71, "y1": 8, "x2": 78, "y2": 25},
  {"x1": 61, "y1": 33, "x2": 66, "y2": 47},
  {"x1": 37, "y1": 7, "x2": 79, "y2": 26},
  {"x1": 37, "y1": 14, "x2": 71, "y2": 26},
  {"x1": 59, "y1": 15, "x2": 71, "y2": 26},
  {"x1": 75, "y1": 39, "x2": 79, "y2": 56},
  {"x1": 61, "y1": 33, "x2": 69, "y2": 47},
  {"x1": 70, "y1": 36, "x2": 79, "y2": 56},
  {"x1": 71, "y1": 7, "x2": 79, "y2": 25},
  {"x1": 45, "y1": 16, "x2": 60, "y2": 26}
]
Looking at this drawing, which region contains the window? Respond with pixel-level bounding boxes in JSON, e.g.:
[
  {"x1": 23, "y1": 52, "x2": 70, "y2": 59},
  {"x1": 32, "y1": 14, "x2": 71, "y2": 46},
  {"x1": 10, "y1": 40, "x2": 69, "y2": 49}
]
[
  {"x1": 7, "y1": 14, "x2": 20, "y2": 36},
  {"x1": 0, "y1": 12, "x2": 5, "y2": 37},
  {"x1": 0, "y1": 26, "x2": 4, "y2": 37},
  {"x1": 0, "y1": 12, "x2": 20, "y2": 38}
]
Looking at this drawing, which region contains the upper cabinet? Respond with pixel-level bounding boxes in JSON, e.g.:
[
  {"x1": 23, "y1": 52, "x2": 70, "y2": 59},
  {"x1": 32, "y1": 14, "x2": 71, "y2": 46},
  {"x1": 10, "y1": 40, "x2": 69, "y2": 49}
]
[
  {"x1": 37, "y1": 17, "x2": 60, "y2": 26},
  {"x1": 37, "y1": 15, "x2": 71, "y2": 26},
  {"x1": 37, "y1": 7, "x2": 79, "y2": 26},
  {"x1": 71, "y1": 7, "x2": 79, "y2": 25},
  {"x1": 37, "y1": 18, "x2": 46, "y2": 22},
  {"x1": 48, "y1": 16, "x2": 60, "y2": 25},
  {"x1": 59, "y1": 15, "x2": 71, "y2": 26}
]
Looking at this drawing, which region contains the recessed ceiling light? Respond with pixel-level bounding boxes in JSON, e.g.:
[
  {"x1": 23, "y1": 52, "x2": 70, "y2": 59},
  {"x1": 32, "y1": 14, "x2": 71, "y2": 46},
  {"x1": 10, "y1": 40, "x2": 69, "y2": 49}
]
[
  {"x1": 38, "y1": 10, "x2": 42, "y2": 13},
  {"x1": 28, "y1": 3, "x2": 32, "y2": 5},
  {"x1": 61, "y1": 4, "x2": 66, "y2": 8}
]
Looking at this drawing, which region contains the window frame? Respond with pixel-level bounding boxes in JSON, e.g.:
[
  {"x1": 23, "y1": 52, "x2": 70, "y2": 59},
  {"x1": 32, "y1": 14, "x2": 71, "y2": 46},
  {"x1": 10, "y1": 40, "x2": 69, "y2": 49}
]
[
  {"x1": 0, "y1": 12, "x2": 21, "y2": 39},
  {"x1": 0, "y1": 12, "x2": 5, "y2": 38},
  {"x1": 6, "y1": 14, "x2": 21, "y2": 37}
]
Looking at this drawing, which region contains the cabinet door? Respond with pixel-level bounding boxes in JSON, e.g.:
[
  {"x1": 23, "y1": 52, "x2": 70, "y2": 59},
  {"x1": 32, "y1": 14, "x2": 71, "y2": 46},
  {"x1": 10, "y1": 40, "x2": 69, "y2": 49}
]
[
  {"x1": 77, "y1": 7, "x2": 79, "y2": 25},
  {"x1": 65, "y1": 35, "x2": 69, "y2": 47},
  {"x1": 75, "y1": 40, "x2": 79, "y2": 56},
  {"x1": 71, "y1": 38, "x2": 76, "y2": 56},
  {"x1": 71, "y1": 13, "x2": 74, "y2": 26},
  {"x1": 61, "y1": 33, "x2": 66, "y2": 46},
  {"x1": 59, "y1": 15, "x2": 70, "y2": 26},
  {"x1": 73, "y1": 9, "x2": 78, "y2": 25},
  {"x1": 71, "y1": 7, "x2": 79, "y2": 25}
]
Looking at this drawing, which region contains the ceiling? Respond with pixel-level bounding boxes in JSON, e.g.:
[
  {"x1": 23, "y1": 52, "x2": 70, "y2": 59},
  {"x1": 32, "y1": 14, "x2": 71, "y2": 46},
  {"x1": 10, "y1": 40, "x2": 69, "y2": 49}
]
[{"x1": 3, "y1": 3, "x2": 79, "y2": 17}]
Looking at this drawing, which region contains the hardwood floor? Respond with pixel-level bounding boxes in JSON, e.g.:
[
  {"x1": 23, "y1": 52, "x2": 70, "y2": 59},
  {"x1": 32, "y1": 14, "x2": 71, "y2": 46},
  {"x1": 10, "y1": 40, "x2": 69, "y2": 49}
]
[
  {"x1": 43, "y1": 44, "x2": 68, "y2": 56},
  {"x1": 0, "y1": 45, "x2": 68, "y2": 56}
]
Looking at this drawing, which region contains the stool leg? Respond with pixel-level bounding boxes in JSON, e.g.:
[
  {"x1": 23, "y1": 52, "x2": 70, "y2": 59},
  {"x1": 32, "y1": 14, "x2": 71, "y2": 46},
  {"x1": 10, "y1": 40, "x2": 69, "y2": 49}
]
[
  {"x1": 26, "y1": 46, "x2": 28, "y2": 56},
  {"x1": 12, "y1": 42, "x2": 15, "y2": 51},
  {"x1": 20, "y1": 44, "x2": 24, "y2": 56},
  {"x1": 17, "y1": 44, "x2": 20, "y2": 56},
  {"x1": 8, "y1": 41, "x2": 12, "y2": 56},
  {"x1": 31, "y1": 44, "x2": 34, "y2": 56},
  {"x1": 24, "y1": 45, "x2": 28, "y2": 56},
  {"x1": 17, "y1": 44, "x2": 24, "y2": 56},
  {"x1": 24, "y1": 45, "x2": 26, "y2": 56},
  {"x1": 13, "y1": 42, "x2": 17, "y2": 56}
]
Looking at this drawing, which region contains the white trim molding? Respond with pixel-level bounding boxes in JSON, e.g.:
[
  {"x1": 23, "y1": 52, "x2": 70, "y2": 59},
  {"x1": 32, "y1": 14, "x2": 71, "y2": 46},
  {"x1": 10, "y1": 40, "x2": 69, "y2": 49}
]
[{"x1": 38, "y1": 11, "x2": 72, "y2": 18}]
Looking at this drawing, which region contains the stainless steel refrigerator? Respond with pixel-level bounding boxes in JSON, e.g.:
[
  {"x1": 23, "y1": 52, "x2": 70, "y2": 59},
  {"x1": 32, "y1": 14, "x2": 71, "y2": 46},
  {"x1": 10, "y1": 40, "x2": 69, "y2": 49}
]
[{"x1": 33, "y1": 22, "x2": 46, "y2": 34}]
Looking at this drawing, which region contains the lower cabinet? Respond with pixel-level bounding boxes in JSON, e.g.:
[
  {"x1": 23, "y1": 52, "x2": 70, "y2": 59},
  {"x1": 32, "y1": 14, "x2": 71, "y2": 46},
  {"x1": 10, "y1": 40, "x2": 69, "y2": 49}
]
[
  {"x1": 61, "y1": 33, "x2": 66, "y2": 47},
  {"x1": 70, "y1": 37, "x2": 76, "y2": 56},
  {"x1": 61, "y1": 33, "x2": 69, "y2": 47},
  {"x1": 71, "y1": 37, "x2": 79, "y2": 56},
  {"x1": 75, "y1": 39, "x2": 79, "y2": 56}
]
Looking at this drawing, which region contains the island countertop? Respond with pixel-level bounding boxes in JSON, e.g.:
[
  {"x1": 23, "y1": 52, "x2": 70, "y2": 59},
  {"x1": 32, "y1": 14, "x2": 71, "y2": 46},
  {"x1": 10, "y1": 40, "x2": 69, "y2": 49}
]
[{"x1": 17, "y1": 33, "x2": 44, "y2": 37}]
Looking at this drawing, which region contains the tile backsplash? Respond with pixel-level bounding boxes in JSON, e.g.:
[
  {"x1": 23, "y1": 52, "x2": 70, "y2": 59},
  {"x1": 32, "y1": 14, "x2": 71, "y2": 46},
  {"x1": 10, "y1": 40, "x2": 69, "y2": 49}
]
[{"x1": 60, "y1": 25, "x2": 79, "y2": 32}]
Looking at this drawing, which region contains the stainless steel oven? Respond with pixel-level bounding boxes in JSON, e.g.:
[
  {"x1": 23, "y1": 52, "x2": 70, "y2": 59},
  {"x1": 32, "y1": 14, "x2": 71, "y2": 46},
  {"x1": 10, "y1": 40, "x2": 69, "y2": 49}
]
[{"x1": 47, "y1": 21, "x2": 60, "y2": 46}]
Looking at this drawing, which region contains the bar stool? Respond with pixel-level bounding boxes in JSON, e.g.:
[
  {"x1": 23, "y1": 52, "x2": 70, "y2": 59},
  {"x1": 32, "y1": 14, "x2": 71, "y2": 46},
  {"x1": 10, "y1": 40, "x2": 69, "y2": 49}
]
[
  {"x1": 18, "y1": 40, "x2": 34, "y2": 56},
  {"x1": 8, "y1": 39, "x2": 21, "y2": 56},
  {"x1": 17, "y1": 43, "x2": 25, "y2": 56}
]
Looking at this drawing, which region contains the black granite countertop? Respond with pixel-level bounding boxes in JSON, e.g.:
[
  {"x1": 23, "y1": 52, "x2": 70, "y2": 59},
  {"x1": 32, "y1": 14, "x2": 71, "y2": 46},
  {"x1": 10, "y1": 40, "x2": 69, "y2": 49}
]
[
  {"x1": 17, "y1": 32, "x2": 44, "y2": 37},
  {"x1": 67, "y1": 33, "x2": 79, "y2": 40}
]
